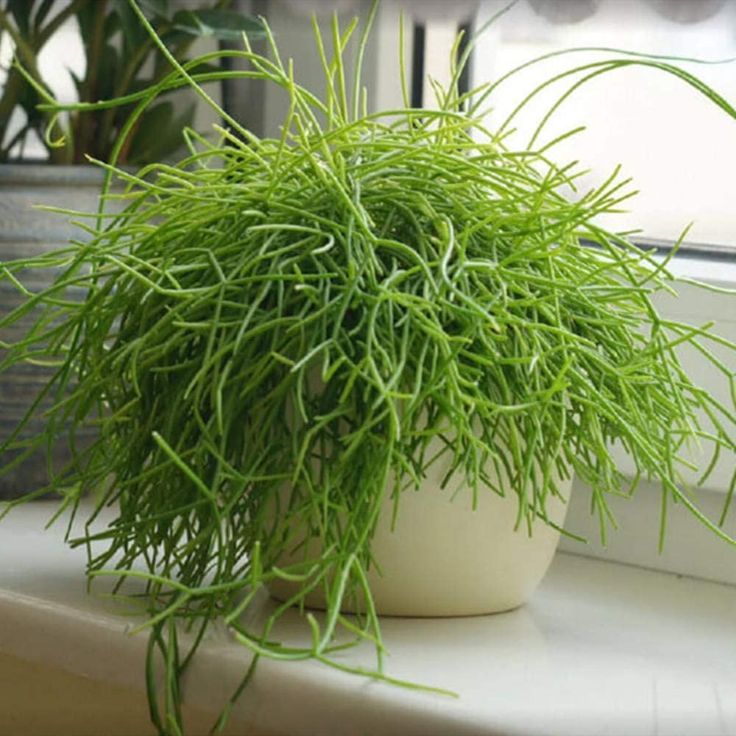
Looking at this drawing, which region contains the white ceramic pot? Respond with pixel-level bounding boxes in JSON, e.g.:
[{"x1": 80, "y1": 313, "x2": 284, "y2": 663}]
[{"x1": 270, "y1": 444, "x2": 571, "y2": 617}]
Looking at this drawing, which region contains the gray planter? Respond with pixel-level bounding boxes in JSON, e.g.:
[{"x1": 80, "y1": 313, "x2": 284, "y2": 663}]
[{"x1": 0, "y1": 165, "x2": 107, "y2": 500}]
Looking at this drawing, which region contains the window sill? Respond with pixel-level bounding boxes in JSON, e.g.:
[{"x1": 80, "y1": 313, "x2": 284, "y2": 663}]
[
  {"x1": 561, "y1": 479, "x2": 736, "y2": 587},
  {"x1": 1, "y1": 501, "x2": 735, "y2": 736},
  {"x1": 665, "y1": 251, "x2": 736, "y2": 285}
]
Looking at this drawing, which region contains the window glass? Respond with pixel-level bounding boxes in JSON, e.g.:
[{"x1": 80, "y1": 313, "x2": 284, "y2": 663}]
[{"x1": 473, "y1": 0, "x2": 736, "y2": 248}]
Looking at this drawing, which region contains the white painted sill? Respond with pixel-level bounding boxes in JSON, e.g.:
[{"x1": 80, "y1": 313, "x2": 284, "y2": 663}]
[{"x1": 1, "y1": 501, "x2": 736, "y2": 736}]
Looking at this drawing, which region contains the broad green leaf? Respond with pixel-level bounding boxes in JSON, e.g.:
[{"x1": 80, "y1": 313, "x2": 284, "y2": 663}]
[
  {"x1": 75, "y1": 2, "x2": 97, "y2": 46},
  {"x1": 173, "y1": 8, "x2": 264, "y2": 42},
  {"x1": 151, "y1": 100, "x2": 196, "y2": 162},
  {"x1": 32, "y1": 0, "x2": 57, "y2": 30},
  {"x1": 126, "y1": 100, "x2": 187, "y2": 164},
  {"x1": 112, "y1": 0, "x2": 148, "y2": 53},
  {"x1": 138, "y1": 0, "x2": 170, "y2": 20},
  {"x1": 97, "y1": 43, "x2": 120, "y2": 101},
  {"x1": 15, "y1": 72, "x2": 44, "y2": 126},
  {"x1": 7, "y1": 0, "x2": 33, "y2": 37},
  {"x1": 103, "y1": 10, "x2": 121, "y2": 41},
  {"x1": 68, "y1": 68, "x2": 85, "y2": 98}
]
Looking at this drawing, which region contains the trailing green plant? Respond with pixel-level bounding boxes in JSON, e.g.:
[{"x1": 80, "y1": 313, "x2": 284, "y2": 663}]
[
  {"x1": 2, "y1": 1, "x2": 736, "y2": 733},
  {"x1": 0, "y1": 0, "x2": 262, "y2": 163}
]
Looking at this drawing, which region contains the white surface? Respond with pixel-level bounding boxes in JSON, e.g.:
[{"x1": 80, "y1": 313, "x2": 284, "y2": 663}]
[
  {"x1": 1, "y1": 501, "x2": 735, "y2": 735},
  {"x1": 561, "y1": 479, "x2": 736, "y2": 587}
]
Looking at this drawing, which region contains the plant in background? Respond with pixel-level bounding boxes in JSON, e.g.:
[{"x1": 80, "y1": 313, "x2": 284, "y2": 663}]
[
  {"x1": 2, "y1": 1, "x2": 736, "y2": 734},
  {"x1": 0, "y1": 0, "x2": 262, "y2": 163}
]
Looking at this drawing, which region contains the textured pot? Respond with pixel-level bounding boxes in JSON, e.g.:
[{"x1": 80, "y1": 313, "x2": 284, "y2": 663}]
[
  {"x1": 270, "y1": 444, "x2": 571, "y2": 617},
  {"x1": 0, "y1": 165, "x2": 106, "y2": 500}
]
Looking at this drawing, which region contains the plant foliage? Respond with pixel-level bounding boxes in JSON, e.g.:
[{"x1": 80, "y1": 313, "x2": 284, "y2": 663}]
[
  {"x1": 1, "y1": 1, "x2": 735, "y2": 733},
  {"x1": 0, "y1": 0, "x2": 262, "y2": 163}
]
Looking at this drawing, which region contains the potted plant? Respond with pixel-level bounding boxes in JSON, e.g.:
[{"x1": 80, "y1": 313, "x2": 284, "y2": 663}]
[
  {"x1": 0, "y1": 0, "x2": 262, "y2": 498},
  {"x1": 2, "y1": 1, "x2": 735, "y2": 733}
]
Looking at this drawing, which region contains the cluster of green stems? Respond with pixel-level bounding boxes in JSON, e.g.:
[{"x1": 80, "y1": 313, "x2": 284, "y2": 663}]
[{"x1": 1, "y1": 2, "x2": 735, "y2": 733}]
